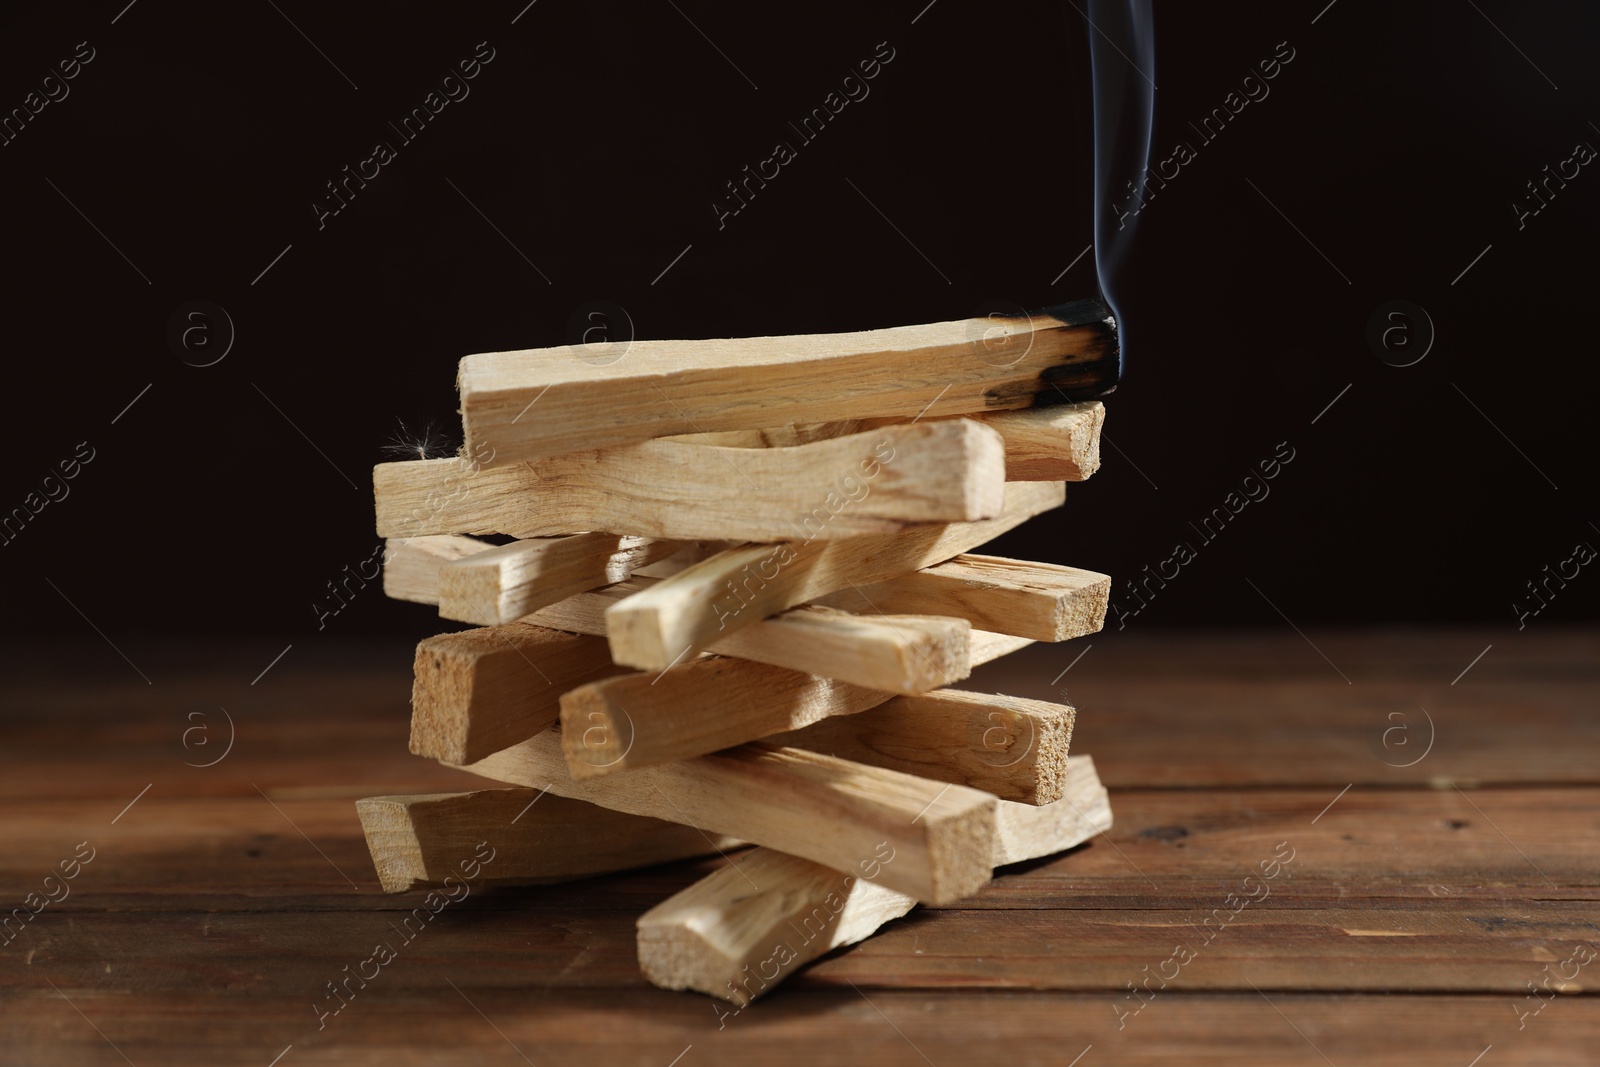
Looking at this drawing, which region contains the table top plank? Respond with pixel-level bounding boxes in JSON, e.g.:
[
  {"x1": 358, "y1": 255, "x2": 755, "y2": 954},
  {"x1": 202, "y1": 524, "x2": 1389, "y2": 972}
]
[
  {"x1": 1, "y1": 990, "x2": 1593, "y2": 1066},
  {"x1": 1, "y1": 629, "x2": 1594, "y2": 1065}
]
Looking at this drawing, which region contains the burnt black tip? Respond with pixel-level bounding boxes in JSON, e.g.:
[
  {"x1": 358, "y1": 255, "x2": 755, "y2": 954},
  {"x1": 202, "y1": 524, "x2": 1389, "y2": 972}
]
[
  {"x1": 1040, "y1": 308, "x2": 1121, "y2": 402},
  {"x1": 987, "y1": 297, "x2": 1121, "y2": 398},
  {"x1": 1032, "y1": 297, "x2": 1115, "y2": 330},
  {"x1": 1037, "y1": 359, "x2": 1120, "y2": 403}
]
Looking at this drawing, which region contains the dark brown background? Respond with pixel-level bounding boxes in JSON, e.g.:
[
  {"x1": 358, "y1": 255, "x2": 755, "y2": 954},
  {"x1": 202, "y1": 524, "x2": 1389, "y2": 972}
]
[{"x1": 1, "y1": 0, "x2": 1596, "y2": 644}]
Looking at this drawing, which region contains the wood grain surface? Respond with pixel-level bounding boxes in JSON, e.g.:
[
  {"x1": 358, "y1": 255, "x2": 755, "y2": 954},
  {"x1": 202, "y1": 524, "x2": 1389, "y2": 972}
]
[
  {"x1": 456, "y1": 306, "x2": 1115, "y2": 463},
  {"x1": 0, "y1": 629, "x2": 1594, "y2": 1065},
  {"x1": 374, "y1": 419, "x2": 1008, "y2": 541}
]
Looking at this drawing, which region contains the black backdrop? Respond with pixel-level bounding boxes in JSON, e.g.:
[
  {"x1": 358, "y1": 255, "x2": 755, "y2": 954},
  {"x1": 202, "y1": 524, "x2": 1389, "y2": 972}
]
[{"x1": 2, "y1": 0, "x2": 1596, "y2": 646}]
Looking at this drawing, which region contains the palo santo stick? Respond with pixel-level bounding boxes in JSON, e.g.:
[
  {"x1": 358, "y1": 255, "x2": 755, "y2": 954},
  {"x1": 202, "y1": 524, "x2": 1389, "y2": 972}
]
[
  {"x1": 771, "y1": 689, "x2": 1074, "y2": 805},
  {"x1": 987, "y1": 402, "x2": 1104, "y2": 481},
  {"x1": 459, "y1": 300, "x2": 1116, "y2": 464},
  {"x1": 864, "y1": 401, "x2": 1104, "y2": 482},
  {"x1": 382, "y1": 534, "x2": 486, "y2": 605},
  {"x1": 559, "y1": 628, "x2": 1024, "y2": 779},
  {"x1": 374, "y1": 420, "x2": 1005, "y2": 541},
  {"x1": 409, "y1": 625, "x2": 624, "y2": 765},
  {"x1": 644, "y1": 850, "x2": 912, "y2": 1010},
  {"x1": 991, "y1": 756, "x2": 1114, "y2": 864},
  {"x1": 685, "y1": 404, "x2": 1101, "y2": 482},
  {"x1": 588, "y1": 596, "x2": 973, "y2": 696},
  {"x1": 458, "y1": 732, "x2": 998, "y2": 905},
  {"x1": 636, "y1": 755, "x2": 1112, "y2": 1005},
  {"x1": 355, "y1": 788, "x2": 741, "y2": 893},
  {"x1": 692, "y1": 607, "x2": 969, "y2": 695},
  {"x1": 605, "y1": 480, "x2": 1066, "y2": 670},
  {"x1": 393, "y1": 560, "x2": 977, "y2": 695},
  {"x1": 816, "y1": 554, "x2": 1110, "y2": 642},
  {"x1": 437, "y1": 534, "x2": 682, "y2": 626}
]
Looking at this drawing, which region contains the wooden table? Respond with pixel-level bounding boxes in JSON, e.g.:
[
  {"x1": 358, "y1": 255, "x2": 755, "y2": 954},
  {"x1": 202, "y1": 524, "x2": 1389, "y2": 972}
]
[{"x1": 2, "y1": 629, "x2": 1595, "y2": 1065}]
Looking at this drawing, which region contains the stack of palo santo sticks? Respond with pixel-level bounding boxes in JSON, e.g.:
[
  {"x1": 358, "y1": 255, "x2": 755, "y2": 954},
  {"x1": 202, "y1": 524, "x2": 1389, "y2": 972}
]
[{"x1": 357, "y1": 300, "x2": 1119, "y2": 1004}]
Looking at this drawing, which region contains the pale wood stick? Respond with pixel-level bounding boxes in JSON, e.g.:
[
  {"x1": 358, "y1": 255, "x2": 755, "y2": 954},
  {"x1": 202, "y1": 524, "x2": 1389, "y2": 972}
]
[
  {"x1": 643, "y1": 849, "x2": 912, "y2": 1009},
  {"x1": 385, "y1": 546, "x2": 661, "y2": 618},
  {"x1": 816, "y1": 554, "x2": 1110, "y2": 642},
  {"x1": 437, "y1": 534, "x2": 683, "y2": 626},
  {"x1": 991, "y1": 757, "x2": 1114, "y2": 865},
  {"x1": 691, "y1": 607, "x2": 969, "y2": 695},
  {"x1": 682, "y1": 403, "x2": 1102, "y2": 482},
  {"x1": 562, "y1": 593, "x2": 974, "y2": 696},
  {"x1": 636, "y1": 755, "x2": 1112, "y2": 1005},
  {"x1": 864, "y1": 401, "x2": 1104, "y2": 482},
  {"x1": 408, "y1": 624, "x2": 624, "y2": 765},
  {"x1": 382, "y1": 534, "x2": 486, "y2": 605},
  {"x1": 771, "y1": 689, "x2": 1074, "y2": 805},
  {"x1": 559, "y1": 629, "x2": 1026, "y2": 779},
  {"x1": 987, "y1": 402, "x2": 1104, "y2": 481},
  {"x1": 457, "y1": 732, "x2": 998, "y2": 905},
  {"x1": 374, "y1": 420, "x2": 1005, "y2": 541},
  {"x1": 394, "y1": 561, "x2": 977, "y2": 695},
  {"x1": 355, "y1": 788, "x2": 742, "y2": 893},
  {"x1": 605, "y1": 480, "x2": 1067, "y2": 670},
  {"x1": 459, "y1": 301, "x2": 1115, "y2": 464}
]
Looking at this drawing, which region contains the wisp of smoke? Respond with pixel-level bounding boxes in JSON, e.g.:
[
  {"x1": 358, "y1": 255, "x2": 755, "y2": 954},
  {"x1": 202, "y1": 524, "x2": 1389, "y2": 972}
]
[{"x1": 1085, "y1": 0, "x2": 1156, "y2": 376}]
